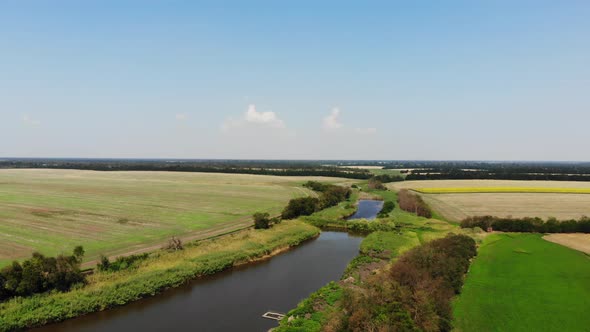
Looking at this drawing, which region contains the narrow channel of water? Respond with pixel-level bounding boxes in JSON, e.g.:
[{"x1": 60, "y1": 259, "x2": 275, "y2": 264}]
[
  {"x1": 33, "y1": 232, "x2": 363, "y2": 332},
  {"x1": 347, "y1": 199, "x2": 384, "y2": 220}
]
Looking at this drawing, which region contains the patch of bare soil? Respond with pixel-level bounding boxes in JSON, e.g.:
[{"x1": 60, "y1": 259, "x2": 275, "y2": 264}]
[{"x1": 543, "y1": 233, "x2": 590, "y2": 254}]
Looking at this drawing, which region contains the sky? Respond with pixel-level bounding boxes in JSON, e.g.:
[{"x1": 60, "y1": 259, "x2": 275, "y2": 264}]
[{"x1": 1, "y1": 1, "x2": 589, "y2": 160}]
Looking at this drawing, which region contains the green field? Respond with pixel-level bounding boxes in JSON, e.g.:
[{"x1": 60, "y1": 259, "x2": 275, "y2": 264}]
[
  {"x1": 0, "y1": 169, "x2": 353, "y2": 266},
  {"x1": 453, "y1": 233, "x2": 590, "y2": 332}
]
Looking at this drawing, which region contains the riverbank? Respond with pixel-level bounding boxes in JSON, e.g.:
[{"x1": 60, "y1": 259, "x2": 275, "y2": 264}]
[
  {"x1": 274, "y1": 187, "x2": 483, "y2": 331},
  {"x1": 0, "y1": 221, "x2": 320, "y2": 331}
]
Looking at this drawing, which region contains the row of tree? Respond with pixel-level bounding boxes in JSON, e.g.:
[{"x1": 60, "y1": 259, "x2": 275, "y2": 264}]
[
  {"x1": 342, "y1": 234, "x2": 477, "y2": 331},
  {"x1": 461, "y1": 215, "x2": 590, "y2": 233},
  {"x1": 0, "y1": 247, "x2": 85, "y2": 302},
  {"x1": 281, "y1": 182, "x2": 352, "y2": 219},
  {"x1": 397, "y1": 189, "x2": 432, "y2": 218},
  {"x1": 1, "y1": 160, "x2": 373, "y2": 179}
]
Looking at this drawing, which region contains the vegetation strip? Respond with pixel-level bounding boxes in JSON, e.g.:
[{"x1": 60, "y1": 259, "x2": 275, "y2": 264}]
[{"x1": 0, "y1": 222, "x2": 320, "y2": 331}]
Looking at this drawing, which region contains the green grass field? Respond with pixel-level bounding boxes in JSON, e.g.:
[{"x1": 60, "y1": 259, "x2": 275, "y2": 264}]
[
  {"x1": 0, "y1": 169, "x2": 353, "y2": 266},
  {"x1": 453, "y1": 233, "x2": 590, "y2": 332}
]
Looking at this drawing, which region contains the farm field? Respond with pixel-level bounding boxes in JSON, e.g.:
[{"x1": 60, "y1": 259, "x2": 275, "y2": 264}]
[
  {"x1": 0, "y1": 169, "x2": 353, "y2": 266},
  {"x1": 453, "y1": 233, "x2": 590, "y2": 332},
  {"x1": 544, "y1": 233, "x2": 590, "y2": 254},
  {"x1": 389, "y1": 180, "x2": 590, "y2": 221},
  {"x1": 389, "y1": 179, "x2": 590, "y2": 191}
]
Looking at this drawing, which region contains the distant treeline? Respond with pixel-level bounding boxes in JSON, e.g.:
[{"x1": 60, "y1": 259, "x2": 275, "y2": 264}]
[
  {"x1": 281, "y1": 181, "x2": 352, "y2": 219},
  {"x1": 461, "y1": 215, "x2": 590, "y2": 233},
  {"x1": 0, "y1": 247, "x2": 85, "y2": 302},
  {"x1": 0, "y1": 159, "x2": 372, "y2": 179},
  {"x1": 383, "y1": 161, "x2": 590, "y2": 182},
  {"x1": 342, "y1": 234, "x2": 477, "y2": 332}
]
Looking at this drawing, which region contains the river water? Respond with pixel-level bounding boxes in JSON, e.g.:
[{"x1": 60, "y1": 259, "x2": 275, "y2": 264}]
[
  {"x1": 33, "y1": 232, "x2": 363, "y2": 332},
  {"x1": 347, "y1": 199, "x2": 384, "y2": 220}
]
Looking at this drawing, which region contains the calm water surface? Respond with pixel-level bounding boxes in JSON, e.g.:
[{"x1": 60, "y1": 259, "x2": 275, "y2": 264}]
[
  {"x1": 347, "y1": 200, "x2": 384, "y2": 220},
  {"x1": 33, "y1": 232, "x2": 362, "y2": 332}
]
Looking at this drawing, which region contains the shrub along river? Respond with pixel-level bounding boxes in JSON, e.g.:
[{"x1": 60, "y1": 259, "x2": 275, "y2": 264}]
[{"x1": 33, "y1": 201, "x2": 384, "y2": 332}]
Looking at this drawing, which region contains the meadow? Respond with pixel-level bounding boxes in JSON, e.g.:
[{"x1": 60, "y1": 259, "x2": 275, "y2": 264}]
[
  {"x1": 389, "y1": 180, "x2": 590, "y2": 221},
  {"x1": 452, "y1": 233, "x2": 590, "y2": 332},
  {"x1": 0, "y1": 169, "x2": 353, "y2": 266}
]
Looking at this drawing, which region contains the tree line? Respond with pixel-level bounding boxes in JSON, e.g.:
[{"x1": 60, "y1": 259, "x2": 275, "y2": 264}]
[
  {"x1": 341, "y1": 234, "x2": 477, "y2": 332},
  {"x1": 0, "y1": 247, "x2": 85, "y2": 302},
  {"x1": 398, "y1": 189, "x2": 432, "y2": 218},
  {"x1": 0, "y1": 159, "x2": 372, "y2": 179},
  {"x1": 461, "y1": 215, "x2": 590, "y2": 233},
  {"x1": 281, "y1": 181, "x2": 352, "y2": 219}
]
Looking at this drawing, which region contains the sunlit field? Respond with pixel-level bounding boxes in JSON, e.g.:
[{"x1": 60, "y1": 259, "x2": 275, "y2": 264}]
[{"x1": 0, "y1": 169, "x2": 354, "y2": 266}]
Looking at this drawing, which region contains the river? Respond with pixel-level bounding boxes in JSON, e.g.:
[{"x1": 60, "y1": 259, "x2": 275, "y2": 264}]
[
  {"x1": 33, "y1": 232, "x2": 363, "y2": 332},
  {"x1": 347, "y1": 199, "x2": 384, "y2": 220}
]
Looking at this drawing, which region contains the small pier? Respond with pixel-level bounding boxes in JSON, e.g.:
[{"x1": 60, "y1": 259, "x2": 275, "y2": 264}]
[{"x1": 262, "y1": 311, "x2": 286, "y2": 321}]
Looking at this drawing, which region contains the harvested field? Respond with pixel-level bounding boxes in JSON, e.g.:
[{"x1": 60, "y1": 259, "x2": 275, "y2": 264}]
[
  {"x1": 0, "y1": 169, "x2": 354, "y2": 266},
  {"x1": 389, "y1": 180, "x2": 590, "y2": 221},
  {"x1": 544, "y1": 233, "x2": 590, "y2": 254},
  {"x1": 422, "y1": 193, "x2": 590, "y2": 221},
  {"x1": 390, "y1": 179, "x2": 590, "y2": 191}
]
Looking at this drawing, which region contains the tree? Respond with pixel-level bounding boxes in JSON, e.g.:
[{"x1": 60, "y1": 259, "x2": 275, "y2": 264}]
[
  {"x1": 73, "y1": 246, "x2": 85, "y2": 263},
  {"x1": 253, "y1": 212, "x2": 271, "y2": 229},
  {"x1": 97, "y1": 255, "x2": 111, "y2": 271},
  {"x1": 281, "y1": 197, "x2": 320, "y2": 219}
]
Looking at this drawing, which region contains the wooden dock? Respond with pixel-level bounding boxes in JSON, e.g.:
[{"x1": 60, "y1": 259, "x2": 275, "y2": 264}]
[{"x1": 262, "y1": 311, "x2": 286, "y2": 321}]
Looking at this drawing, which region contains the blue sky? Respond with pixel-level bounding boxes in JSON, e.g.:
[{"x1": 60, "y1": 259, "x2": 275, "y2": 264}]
[{"x1": 1, "y1": 1, "x2": 589, "y2": 160}]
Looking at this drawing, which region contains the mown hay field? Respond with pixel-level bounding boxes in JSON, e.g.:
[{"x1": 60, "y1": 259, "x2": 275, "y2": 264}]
[
  {"x1": 0, "y1": 169, "x2": 353, "y2": 266},
  {"x1": 389, "y1": 180, "x2": 590, "y2": 221},
  {"x1": 544, "y1": 233, "x2": 590, "y2": 254},
  {"x1": 453, "y1": 233, "x2": 590, "y2": 332}
]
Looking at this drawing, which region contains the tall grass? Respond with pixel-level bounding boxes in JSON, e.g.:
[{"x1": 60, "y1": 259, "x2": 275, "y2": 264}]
[{"x1": 0, "y1": 221, "x2": 319, "y2": 331}]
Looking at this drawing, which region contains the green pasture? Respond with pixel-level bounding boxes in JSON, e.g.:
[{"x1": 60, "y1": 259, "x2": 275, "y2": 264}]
[{"x1": 453, "y1": 233, "x2": 590, "y2": 332}]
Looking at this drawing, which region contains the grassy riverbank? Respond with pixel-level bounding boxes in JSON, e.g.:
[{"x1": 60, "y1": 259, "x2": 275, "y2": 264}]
[
  {"x1": 275, "y1": 186, "x2": 484, "y2": 332},
  {"x1": 0, "y1": 221, "x2": 319, "y2": 331}
]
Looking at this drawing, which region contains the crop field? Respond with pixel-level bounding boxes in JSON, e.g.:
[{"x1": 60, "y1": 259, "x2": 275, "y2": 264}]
[
  {"x1": 544, "y1": 233, "x2": 590, "y2": 254},
  {"x1": 389, "y1": 180, "x2": 590, "y2": 221},
  {"x1": 453, "y1": 233, "x2": 590, "y2": 332},
  {"x1": 0, "y1": 169, "x2": 353, "y2": 266},
  {"x1": 415, "y1": 187, "x2": 590, "y2": 194}
]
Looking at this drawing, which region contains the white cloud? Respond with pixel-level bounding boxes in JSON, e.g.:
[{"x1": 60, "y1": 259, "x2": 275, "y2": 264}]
[
  {"x1": 354, "y1": 127, "x2": 377, "y2": 134},
  {"x1": 221, "y1": 104, "x2": 286, "y2": 131},
  {"x1": 323, "y1": 107, "x2": 343, "y2": 130},
  {"x1": 175, "y1": 113, "x2": 187, "y2": 120},
  {"x1": 22, "y1": 114, "x2": 41, "y2": 126},
  {"x1": 322, "y1": 108, "x2": 377, "y2": 135}
]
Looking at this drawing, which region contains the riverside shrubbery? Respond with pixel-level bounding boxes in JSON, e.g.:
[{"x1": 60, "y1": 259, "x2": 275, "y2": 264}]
[
  {"x1": 282, "y1": 182, "x2": 351, "y2": 219},
  {"x1": 398, "y1": 189, "x2": 432, "y2": 218},
  {"x1": 461, "y1": 215, "x2": 590, "y2": 233},
  {"x1": 342, "y1": 234, "x2": 476, "y2": 332},
  {"x1": 0, "y1": 247, "x2": 85, "y2": 303},
  {"x1": 377, "y1": 200, "x2": 395, "y2": 218}
]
